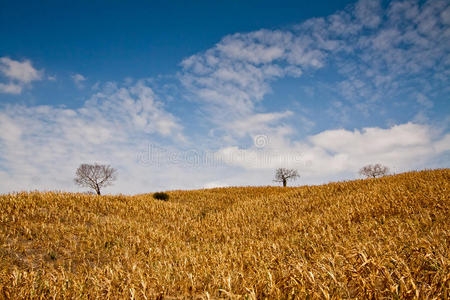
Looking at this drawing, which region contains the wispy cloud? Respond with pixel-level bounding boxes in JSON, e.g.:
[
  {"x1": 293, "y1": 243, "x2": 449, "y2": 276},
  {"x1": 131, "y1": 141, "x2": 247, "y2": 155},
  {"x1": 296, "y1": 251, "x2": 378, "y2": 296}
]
[
  {"x1": 0, "y1": 0, "x2": 449, "y2": 193},
  {"x1": 181, "y1": 0, "x2": 450, "y2": 137},
  {"x1": 71, "y1": 73, "x2": 87, "y2": 89},
  {"x1": 177, "y1": 0, "x2": 449, "y2": 187},
  {"x1": 0, "y1": 57, "x2": 43, "y2": 94},
  {"x1": 0, "y1": 83, "x2": 23, "y2": 95},
  {"x1": 0, "y1": 80, "x2": 185, "y2": 193}
]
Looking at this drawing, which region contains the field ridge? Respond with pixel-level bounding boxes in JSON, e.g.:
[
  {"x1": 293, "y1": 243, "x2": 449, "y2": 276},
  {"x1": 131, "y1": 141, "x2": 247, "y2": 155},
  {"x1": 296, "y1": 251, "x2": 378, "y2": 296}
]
[{"x1": 0, "y1": 169, "x2": 449, "y2": 298}]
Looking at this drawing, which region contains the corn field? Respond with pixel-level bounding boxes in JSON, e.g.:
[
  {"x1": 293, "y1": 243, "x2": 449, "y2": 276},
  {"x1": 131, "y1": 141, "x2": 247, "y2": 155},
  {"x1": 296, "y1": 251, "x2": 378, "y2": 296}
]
[{"x1": 0, "y1": 169, "x2": 449, "y2": 299}]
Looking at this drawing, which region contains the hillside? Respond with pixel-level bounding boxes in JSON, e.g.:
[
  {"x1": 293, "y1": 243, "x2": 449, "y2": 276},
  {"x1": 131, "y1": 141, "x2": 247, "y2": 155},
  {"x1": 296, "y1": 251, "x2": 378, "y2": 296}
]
[{"x1": 0, "y1": 169, "x2": 449, "y2": 298}]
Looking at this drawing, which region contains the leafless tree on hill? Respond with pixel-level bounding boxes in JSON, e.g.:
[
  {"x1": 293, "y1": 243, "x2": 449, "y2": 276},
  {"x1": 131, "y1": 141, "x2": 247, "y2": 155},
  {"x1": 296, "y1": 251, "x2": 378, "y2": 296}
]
[
  {"x1": 74, "y1": 163, "x2": 117, "y2": 195},
  {"x1": 359, "y1": 163, "x2": 389, "y2": 178},
  {"x1": 274, "y1": 168, "x2": 300, "y2": 187}
]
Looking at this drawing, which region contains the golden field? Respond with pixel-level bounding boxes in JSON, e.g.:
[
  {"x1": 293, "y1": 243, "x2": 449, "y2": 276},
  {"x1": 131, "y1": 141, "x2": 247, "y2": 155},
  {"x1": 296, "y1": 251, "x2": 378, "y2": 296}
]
[{"x1": 0, "y1": 169, "x2": 449, "y2": 299}]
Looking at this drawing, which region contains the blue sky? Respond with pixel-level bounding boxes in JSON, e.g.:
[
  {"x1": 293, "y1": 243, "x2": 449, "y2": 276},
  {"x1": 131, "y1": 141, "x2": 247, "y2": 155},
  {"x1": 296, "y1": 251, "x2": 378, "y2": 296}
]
[{"x1": 0, "y1": 0, "x2": 449, "y2": 193}]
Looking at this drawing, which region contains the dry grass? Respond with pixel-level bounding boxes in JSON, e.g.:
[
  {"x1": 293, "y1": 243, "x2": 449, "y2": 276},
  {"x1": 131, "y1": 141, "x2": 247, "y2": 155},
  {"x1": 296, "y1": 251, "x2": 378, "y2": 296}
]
[{"x1": 0, "y1": 169, "x2": 449, "y2": 299}]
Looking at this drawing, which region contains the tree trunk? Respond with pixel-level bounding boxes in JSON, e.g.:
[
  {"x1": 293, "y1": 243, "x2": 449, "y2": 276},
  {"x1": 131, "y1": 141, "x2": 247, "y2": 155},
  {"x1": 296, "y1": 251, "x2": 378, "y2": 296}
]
[
  {"x1": 283, "y1": 179, "x2": 287, "y2": 187},
  {"x1": 95, "y1": 184, "x2": 101, "y2": 195}
]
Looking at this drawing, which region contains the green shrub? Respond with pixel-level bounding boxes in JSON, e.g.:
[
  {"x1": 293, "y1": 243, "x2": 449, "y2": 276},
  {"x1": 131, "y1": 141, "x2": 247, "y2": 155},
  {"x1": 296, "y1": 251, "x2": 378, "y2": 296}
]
[{"x1": 153, "y1": 192, "x2": 169, "y2": 201}]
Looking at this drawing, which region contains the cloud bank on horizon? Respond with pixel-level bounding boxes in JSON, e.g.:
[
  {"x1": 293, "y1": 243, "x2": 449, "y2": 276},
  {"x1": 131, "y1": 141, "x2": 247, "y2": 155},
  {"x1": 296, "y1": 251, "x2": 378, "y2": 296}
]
[{"x1": 0, "y1": 0, "x2": 449, "y2": 193}]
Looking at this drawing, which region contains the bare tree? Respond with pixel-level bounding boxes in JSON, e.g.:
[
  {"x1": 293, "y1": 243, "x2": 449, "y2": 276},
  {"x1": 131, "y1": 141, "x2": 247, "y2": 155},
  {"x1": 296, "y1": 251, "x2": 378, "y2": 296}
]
[
  {"x1": 74, "y1": 163, "x2": 117, "y2": 195},
  {"x1": 359, "y1": 163, "x2": 389, "y2": 178},
  {"x1": 274, "y1": 168, "x2": 299, "y2": 187}
]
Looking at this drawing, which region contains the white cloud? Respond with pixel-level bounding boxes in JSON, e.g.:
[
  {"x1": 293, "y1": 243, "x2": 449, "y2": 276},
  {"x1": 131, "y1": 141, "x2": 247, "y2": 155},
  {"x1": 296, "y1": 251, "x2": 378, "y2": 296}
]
[
  {"x1": 0, "y1": 80, "x2": 185, "y2": 194},
  {"x1": 179, "y1": 28, "x2": 329, "y2": 143},
  {"x1": 309, "y1": 123, "x2": 431, "y2": 155},
  {"x1": 284, "y1": 65, "x2": 303, "y2": 77},
  {"x1": 215, "y1": 123, "x2": 449, "y2": 181},
  {"x1": 180, "y1": 0, "x2": 450, "y2": 137},
  {"x1": 176, "y1": 0, "x2": 450, "y2": 186},
  {"x1": 71, "y1": 73, "x2": 87, "y2": 88},
  {"x1": 434, "y1": 133, "x2": 450, "y2": 153},
  {"x1": 355, "y1": 0, "x2": 382, "y2": 28},
  {"x1": 225, "y1": 111, "x2": 293, "y2": 138},
  {"x1": 0, "y1": 57, "x2": 43, "y2": 94},
  {"x1": 0, "y1": 57, "x2": 43, "y2": 83},
  {"x1": 1, "y1": 0, "x2": 449, "y2": 193},
  {"x1": 336, "y1": 0, "x2": 450, "y2": 101},
  {"x1": 87, "y1": 81, "x2": 184, "y2": 138},
  {"x1": 416, "y1": 93, "x2": 434, "y2": 108},
  {"x1": 0, "y1": 82, "x2": 23, "y2": 94},
  {"x1": 203, "y1": 181, "x2": 230, "y2": 189}
]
